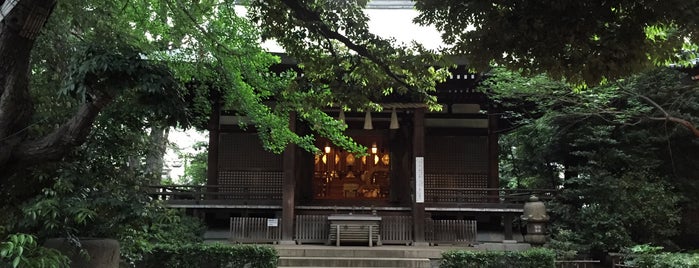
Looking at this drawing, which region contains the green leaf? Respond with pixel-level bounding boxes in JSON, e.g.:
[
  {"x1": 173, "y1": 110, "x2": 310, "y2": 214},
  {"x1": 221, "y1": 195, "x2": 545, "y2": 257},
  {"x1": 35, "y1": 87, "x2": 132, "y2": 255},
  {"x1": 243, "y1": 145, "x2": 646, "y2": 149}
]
[{"x1": 12, "y1": 256, "x2": 20, "y2": 268}]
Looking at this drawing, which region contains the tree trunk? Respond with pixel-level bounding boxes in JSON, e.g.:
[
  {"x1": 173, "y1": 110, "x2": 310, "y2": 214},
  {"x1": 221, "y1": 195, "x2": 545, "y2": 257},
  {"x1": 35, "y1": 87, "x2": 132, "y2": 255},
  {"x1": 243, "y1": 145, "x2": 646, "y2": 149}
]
[
  {"x1": 1, "y1": 0, "x2": 116, "y2": 188},
  {"x1": 145, "y1": 124, "x2": 169, "y2": 185},
  {"x1": 0, "y1": 0, "x2": 57, "y2": 180}
]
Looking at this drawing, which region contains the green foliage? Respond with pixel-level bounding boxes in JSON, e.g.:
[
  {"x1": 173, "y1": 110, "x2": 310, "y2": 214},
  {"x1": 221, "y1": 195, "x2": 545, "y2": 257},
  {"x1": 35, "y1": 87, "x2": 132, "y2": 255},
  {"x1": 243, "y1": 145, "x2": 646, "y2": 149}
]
[
  {"x1": 0, "y1": 234, "x2": 69, "y2": 268},
  {"x1": 178, "y1": 141, "x2": 208, "y2": 185},
  {"x1": 489, "y1": 67, "x2": 697, "y2": 252},
  {"x1": 440, "y1": 248, "x2": 556, "y2": 268},
  {"x1": 546, "y1": 229, "x2": 589, "y2": 260},
  {"x1": 415, "y1": 0, "x2": 699, "y2": 84},
  {"x1": 247, "y1": 0, "x2": 450, "y2": 153},
  {"x1": 136, "y1": 243, "x2": 278, "y2": 268},
  {"x1": 117, "y1": 207, "x2": 205, "y2": 267},
  {"x1": 552, "y1": 170, "x2": 681, "y2": 252},
  {"x1": 59, "y1": 42, "x2": 189, "y2": 128},
  {"x1": 4, "y1": 56, "x2": 205, "y2": 266},
  {"x1": 624, "y1": 245, "x2": 699, "y2": 268}
]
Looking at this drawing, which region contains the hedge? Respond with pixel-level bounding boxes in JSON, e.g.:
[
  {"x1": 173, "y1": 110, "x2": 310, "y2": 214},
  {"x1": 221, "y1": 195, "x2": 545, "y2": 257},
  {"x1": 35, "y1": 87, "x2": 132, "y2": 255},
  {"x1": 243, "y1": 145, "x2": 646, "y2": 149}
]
[
  {"x1": 627, "y1": 252, "x2": 699, "y2": 268},
  {"x1": 136, "y1": 243, "x2": 278, "y2": 268},
  {"x1": 440, "y1": 248, "x2": 556, "y2": 268}
]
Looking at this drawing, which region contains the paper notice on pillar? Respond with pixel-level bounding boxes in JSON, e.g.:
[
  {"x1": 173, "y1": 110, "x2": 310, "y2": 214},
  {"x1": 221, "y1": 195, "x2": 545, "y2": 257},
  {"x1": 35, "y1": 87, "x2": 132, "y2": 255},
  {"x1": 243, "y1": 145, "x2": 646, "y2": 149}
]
[
  {"x1": 415, "y1": 157, "x2": 424, "y2": 203},
  {"x1": 267, "y1": 218, "x2": 278, "y2": 227}
]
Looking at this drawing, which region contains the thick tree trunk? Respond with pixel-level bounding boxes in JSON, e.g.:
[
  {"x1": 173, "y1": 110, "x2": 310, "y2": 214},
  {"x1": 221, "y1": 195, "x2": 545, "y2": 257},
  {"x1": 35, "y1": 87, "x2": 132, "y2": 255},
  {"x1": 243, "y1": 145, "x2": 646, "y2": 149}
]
[
  {"x1": 0, "y1": 0, "x2": 116, "y2": 185},
  {"x1": 0, "y1": 0, "x2": 57, "y2": 178}
]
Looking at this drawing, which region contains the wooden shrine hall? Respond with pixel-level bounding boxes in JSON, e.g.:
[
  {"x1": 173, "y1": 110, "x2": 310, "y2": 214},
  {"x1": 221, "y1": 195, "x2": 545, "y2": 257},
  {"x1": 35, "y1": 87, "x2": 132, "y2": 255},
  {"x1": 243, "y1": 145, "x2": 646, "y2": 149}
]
[{"x1": 150, "y1": 61, "x2": 554, "y2": 246}]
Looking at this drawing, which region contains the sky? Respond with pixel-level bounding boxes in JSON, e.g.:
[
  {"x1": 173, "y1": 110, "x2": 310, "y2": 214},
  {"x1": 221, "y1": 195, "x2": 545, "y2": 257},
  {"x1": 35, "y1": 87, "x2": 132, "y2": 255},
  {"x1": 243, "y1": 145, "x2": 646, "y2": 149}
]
[{"x1": 261, "y1": 8, "x2": 445, "y2": 52}]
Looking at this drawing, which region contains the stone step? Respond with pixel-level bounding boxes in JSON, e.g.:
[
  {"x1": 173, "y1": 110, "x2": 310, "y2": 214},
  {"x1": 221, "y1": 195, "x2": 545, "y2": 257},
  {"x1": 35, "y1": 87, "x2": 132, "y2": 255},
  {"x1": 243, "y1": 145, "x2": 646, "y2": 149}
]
[
  {"x1": 275, "y1": 245, "x2": 444, "y2": 259},
  {"x1": 278, "y1": 256, "x2": 431, "y2": 268}
]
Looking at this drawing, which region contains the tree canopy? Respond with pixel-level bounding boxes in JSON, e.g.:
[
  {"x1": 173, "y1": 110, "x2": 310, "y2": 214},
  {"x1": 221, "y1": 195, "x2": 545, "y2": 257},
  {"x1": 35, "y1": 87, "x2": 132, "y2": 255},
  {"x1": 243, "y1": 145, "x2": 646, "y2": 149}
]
[
  {"x1": 415, "y1": 0, "x2": 699, "y2": 84},
  {"x1": 488, "y1": 67, "x2": 699, "y2": 252},
  {"x1": 0, "y1": 0, "x2": 455, "y2": 184},
  {"x1": 4, "y1": 0, "x2": 699, "y2": 182}
]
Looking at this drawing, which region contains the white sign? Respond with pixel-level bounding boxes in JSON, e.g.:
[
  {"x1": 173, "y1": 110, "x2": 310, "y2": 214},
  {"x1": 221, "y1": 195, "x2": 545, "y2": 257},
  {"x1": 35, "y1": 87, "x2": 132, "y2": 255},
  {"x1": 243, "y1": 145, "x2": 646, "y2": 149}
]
[
  {"x1": 267, "y1": 219, "x2": 278, "y2": 227},
  {"x1": 415, "y1": 157, "x2": 424, "y2": 203}
]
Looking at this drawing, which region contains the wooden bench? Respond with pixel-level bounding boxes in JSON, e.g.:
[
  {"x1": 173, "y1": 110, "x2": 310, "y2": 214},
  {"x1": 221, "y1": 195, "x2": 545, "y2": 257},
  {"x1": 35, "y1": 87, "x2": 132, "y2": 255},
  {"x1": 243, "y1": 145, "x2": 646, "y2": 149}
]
[{"x1": 327, "y1": 214, "x2": 382, "y2": 247}]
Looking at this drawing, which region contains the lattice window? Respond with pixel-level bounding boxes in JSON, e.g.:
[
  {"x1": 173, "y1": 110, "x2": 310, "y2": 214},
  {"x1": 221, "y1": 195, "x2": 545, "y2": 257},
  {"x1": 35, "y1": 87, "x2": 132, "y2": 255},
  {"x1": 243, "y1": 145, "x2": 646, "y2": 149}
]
[
  {"x1": 218, "y1": 133, "x2": 282, "y2": 171},
  {"x1": 424, "y1": 174, "x2": 488, "y2": 189},
  {"x1": 425, "y1": 136, "x2": 488, "y2": 174},
  {"x1": 218, "y1": 171, "x2": 283, "y2": 200},
  {"x1": 424, "y1": 174, "x2": 488, "y2": 203}
]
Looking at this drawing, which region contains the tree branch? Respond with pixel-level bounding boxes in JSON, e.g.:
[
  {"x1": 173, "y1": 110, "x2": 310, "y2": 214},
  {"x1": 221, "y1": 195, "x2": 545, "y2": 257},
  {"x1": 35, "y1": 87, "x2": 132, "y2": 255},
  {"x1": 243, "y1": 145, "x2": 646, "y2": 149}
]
[
  {"x1": 635, "y1": 92, "x2": 670, "y2": 117},
  {"x1": 635, "y1": 92, "x2": 699, "y2": 138},
  {"x1": 648, "y1": 116, "x2": 699, "y2": 137},
  {"x1": 166, "y1": 0, "x2": 243, "y2": 58},
  {"x1": 278, "y1": 0, "x2": 414, "y2": 90},
  {"x1": 13, "y1": 91, "x2": 115, "y2": 165},
  {"x1": 618, "y1": 83, "x2": 699, "y2": 138}
]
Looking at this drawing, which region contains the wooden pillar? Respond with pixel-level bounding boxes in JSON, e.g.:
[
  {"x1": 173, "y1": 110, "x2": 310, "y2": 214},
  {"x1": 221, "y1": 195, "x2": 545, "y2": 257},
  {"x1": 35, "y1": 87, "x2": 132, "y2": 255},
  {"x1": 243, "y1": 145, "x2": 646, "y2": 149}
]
[
  {"x1": 206, "y1": 97, "x2": 220, "y2": 188},
  {"x1": 488, "y1": 113, "x2": 499, "y2": 188},
  {"x1": 504, "y1": 214, "x2": 514, "y2": 240},
  {"x1": 488, "y1": 112, "x2": 512, "y2": 239},
  {"x1": 281, "y1": 112, "x2": 297, "y2": 244},
  {"x1": 487, "y1": 113, "x2": 499, "y2": 199},
  {"x1": 412, "y1": 108, "x2": 427, "y2": 245}
]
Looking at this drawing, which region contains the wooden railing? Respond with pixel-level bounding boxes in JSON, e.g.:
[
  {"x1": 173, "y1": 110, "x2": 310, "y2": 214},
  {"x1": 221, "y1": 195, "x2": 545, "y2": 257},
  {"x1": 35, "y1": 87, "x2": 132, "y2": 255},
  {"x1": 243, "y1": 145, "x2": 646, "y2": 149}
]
[
  {"x1": 424, "y1": 187, "x2": 557, "y2": 204},
  {"x1": 426, "y1": 219, "x2": 477, "y2": 245},
  {"x1": 229, "y1": 217, "x2": 282, "y2": 243},
  {"x1": 381, "y1": 216, "x2": 413, "y2": 245},
  {"x1": 147, "y1": 185, "x2": 555, "y2": 205},
  {"x1": 295, "y1": 215, "x2": 328, "y2": 244},
  {"x1": 146, "y1": 184, "x2": 282, "y2": 201},
  {"x1": 555, "y1": 260, "x2": 602, "y2": 268}
]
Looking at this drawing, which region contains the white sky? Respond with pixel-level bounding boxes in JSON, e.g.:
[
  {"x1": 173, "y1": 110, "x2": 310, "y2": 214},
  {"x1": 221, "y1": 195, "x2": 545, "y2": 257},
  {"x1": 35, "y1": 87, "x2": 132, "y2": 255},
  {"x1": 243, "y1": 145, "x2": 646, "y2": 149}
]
[
  {"x1": 261, "y1": 8, "x2": 445, "y2": 52},
  {"x1": 366, "y1": 9, "x2": 444, "y2": 50}
]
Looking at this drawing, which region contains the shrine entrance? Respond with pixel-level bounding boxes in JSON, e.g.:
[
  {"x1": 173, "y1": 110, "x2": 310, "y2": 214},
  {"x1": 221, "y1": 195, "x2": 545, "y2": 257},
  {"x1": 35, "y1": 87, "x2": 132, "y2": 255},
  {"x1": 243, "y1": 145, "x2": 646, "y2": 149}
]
[{"x1": 313, "y1": 133, "x2": 391, "y2": 200}]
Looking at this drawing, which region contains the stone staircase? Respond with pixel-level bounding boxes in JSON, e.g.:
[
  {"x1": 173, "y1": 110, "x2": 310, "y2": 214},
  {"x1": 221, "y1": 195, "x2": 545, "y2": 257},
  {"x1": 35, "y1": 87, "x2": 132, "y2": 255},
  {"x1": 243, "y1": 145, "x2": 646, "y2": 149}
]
[{"x1": 275, "y1": 245, "x2": 443, "y2": 268}]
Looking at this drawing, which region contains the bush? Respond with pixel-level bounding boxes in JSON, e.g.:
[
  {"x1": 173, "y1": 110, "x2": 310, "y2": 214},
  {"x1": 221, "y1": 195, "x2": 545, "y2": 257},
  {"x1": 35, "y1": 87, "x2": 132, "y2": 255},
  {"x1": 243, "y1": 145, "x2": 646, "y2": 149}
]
[
  {"x1": 118, "y1": 206, "x2": 205, "y2": 266},
  {"x1": 136, "y1": 243, "x2": 277, "y2": 268},
  {"x1": 624, "y1": 245, "x2": 699, "y2": 268},
  {"x1": 0, "y1": 234, "x2": 69, "y2": 268},
  {"x1": 440, "y1": 248, "x2": 556, "y2": 268},
  {"x1": 626, "y1": 252, "x2": 699, "y2": 268}
]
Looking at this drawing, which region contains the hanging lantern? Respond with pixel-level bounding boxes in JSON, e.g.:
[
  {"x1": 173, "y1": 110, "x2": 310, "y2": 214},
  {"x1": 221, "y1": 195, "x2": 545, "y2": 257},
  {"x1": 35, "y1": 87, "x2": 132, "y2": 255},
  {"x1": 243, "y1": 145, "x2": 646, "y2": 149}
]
[
  {"x1": 363, "y1": 110, "x2": 373, "y2": 130},
  {"x1": 346, "y1": 154, "x2": 355, "y2": 166},
  {"x1": 381, "y1": 154, "x2": 390, "y2": 165},
  {"x1": 338, "y1": 110, "x2": 346, "y2": 124},
  {"x1": 390, "y1": 108, "x2": 399, "y2": 129}
]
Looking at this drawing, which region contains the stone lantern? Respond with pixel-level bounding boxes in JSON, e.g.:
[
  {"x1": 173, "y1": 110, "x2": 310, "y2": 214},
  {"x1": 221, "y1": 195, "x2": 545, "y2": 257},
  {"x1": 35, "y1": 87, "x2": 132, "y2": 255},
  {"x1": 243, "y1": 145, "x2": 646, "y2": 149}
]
[{"x1": 521, "y1": 195, "x2": 549, "y2": 246}]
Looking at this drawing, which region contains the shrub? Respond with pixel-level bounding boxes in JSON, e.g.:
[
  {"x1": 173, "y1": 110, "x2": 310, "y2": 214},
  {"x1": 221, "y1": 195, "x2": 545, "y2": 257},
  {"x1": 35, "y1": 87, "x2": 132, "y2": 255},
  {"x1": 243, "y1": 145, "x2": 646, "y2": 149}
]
[
  {"x1": 624, "y1": 245, "x2": 699, "y2": 268},
  {"x1": 440, "y1": 248, "x2": 556, "y2": 268},
  {"x1": 136, "y1": 243, "x2": 277, "y2": 268},
  {"x1": 0, "y1": 234, "x2": 69, "y2": 268}
]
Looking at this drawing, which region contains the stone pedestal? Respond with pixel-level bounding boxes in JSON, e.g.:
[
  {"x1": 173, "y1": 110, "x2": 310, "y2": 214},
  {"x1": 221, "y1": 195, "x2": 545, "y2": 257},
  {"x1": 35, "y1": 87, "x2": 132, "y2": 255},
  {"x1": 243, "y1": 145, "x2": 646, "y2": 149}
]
[{"x1": 44, "y1": 238, "x2": 120, "y2": 268}]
